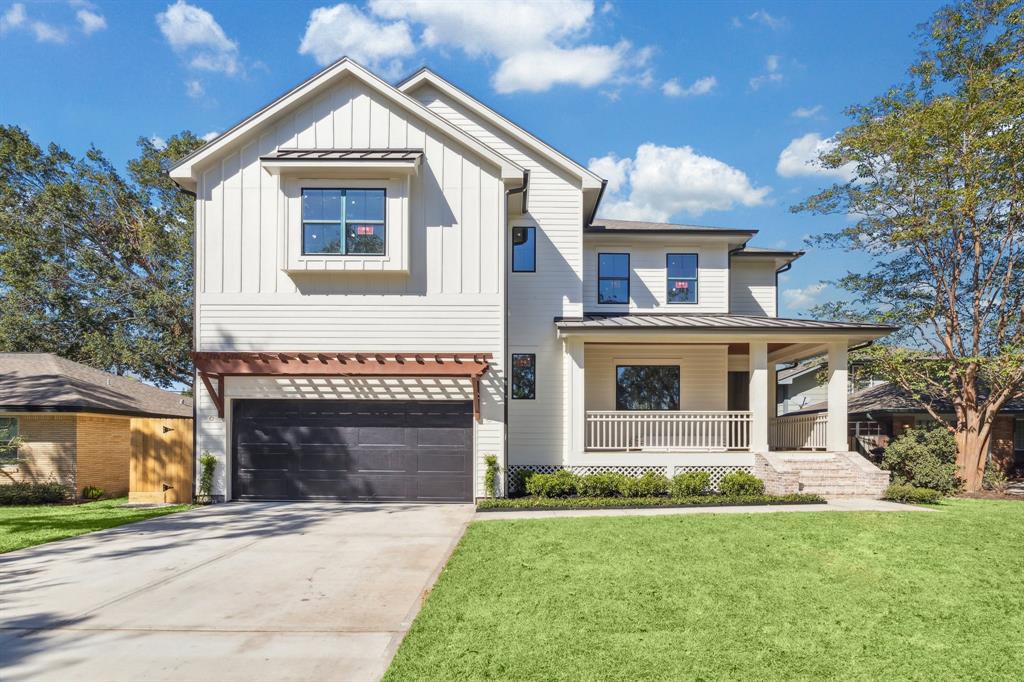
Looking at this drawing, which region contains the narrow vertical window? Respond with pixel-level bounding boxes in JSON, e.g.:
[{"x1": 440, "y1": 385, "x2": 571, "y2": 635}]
[
  {"x1": 0, "y1": 416, "x2": 19, "y2": 462},
  {"x1": 512, "y1": 226, "x2": 536, "y2": 272},
  {"x1": 667, "y1": 253, "x2": 698, "y2": 304},
  {"x1": 598, "y1": 253, "x2": 630, "y2": 304},
  {"x1": 511, "y1": 353, "x2": 536, "y2": 399}
]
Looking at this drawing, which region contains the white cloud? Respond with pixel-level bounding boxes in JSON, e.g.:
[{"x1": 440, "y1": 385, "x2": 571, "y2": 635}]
[
  {"x1": 747, "y1": 10, "x2": 787, "y2": 30},
  {"x1": 364, "y1": 0, "x2": 650, "y2": 93},
  {"x1": 1, "y1": 3, "x2": 68, "y2": 43},
  {"x1": 185, "y1": 79, "x2": 204, "y2": 98},
  {"x1": 0, "y1": 3, "x2": 26, "y2": 33},
  {"x1": 791, "y1": 104, "x2": 822, "y2": 118},
  {"x1": 749, "y1": 54, "x2": 783, "y2": 90},
  {"x1": 157, "y1": 1, "x2": 240, "y2": 75},
  {"x1": 201, "y1": 131, "x2": 219, "y2": 142},
  {"x1": 75, "y1": 8, "x2": 106, "y2": 34},
  {"x1": 149, "y1": 136, "x2": 167, "y2": 150},
  {"x1": 588, "y1": 143, "x2": 770, "y2": 221},
  {"x1": 662, "y1": 75, "x2": 716, "y2": 97},
  {"x1": 783, "y1": 283, "x2": 828, "y2": 311},
  {"x1": 298, "y1": 3, "x2": 414, "y2": 76},
  {"x1": 777, "y1": 133, "x2": 857, "y2": 181}
]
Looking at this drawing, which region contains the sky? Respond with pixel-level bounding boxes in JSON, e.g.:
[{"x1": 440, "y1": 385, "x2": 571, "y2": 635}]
[{"x1": 0, "y1": 0, "x2": 946, "y2": 317}]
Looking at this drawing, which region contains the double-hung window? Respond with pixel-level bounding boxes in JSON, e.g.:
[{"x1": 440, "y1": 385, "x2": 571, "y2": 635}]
[
  {"x1": 598, "y1": 253, "x2": 630, "y2": 304},
  {"x1": 666, "y1": 253, "x2": 698, "y2": 304},
  {"x1": 302, "y1": 188, "x2": 386, "y2": 256},
  {"x1": 0, "y1": 416, "x2": 19, "y2": 462},
  {"x1": 512, "y1": 226, "x2": 536, "y2": 272}
]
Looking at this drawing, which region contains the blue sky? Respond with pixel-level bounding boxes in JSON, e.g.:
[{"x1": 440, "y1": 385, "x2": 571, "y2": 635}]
[{"x1": 0, "y1": 0, "x2": 944, "y2": 317}]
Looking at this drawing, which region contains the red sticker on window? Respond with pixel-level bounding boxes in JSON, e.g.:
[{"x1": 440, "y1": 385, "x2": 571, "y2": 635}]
[
  {"x1": 356, "y1": 225, "x2": 375, "y2": 235},
  {"x1": 675, "y1": 281, "x2": 689, "y2": 289}
]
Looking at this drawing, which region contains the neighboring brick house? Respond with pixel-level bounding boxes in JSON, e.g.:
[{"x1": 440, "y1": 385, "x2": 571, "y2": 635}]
[
  {"x1": 0, "y1": 354, "x2": 193, "y2": 498},
  {"x1": 793, "y1": 382, "x2": 1024, "y2": 477}
]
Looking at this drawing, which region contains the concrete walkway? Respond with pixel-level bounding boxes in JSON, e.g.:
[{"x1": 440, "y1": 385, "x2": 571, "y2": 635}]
[
  {"x1": 0, "y1": 502, "x2": 474, "y2": 682},
  {"x1": 474, "y1": 497, "x2": 934, "y2": 521}
]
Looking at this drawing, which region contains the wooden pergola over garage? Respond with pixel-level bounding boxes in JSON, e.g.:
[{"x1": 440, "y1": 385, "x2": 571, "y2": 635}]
[{"x1": 191, "y1": 351, "x2": 493, "y2": 422}]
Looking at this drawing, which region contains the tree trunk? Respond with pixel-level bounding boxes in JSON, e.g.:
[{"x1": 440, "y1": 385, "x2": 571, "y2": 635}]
[{"x1": 954, "y1": 409, "x2": 990, "y2": 492}]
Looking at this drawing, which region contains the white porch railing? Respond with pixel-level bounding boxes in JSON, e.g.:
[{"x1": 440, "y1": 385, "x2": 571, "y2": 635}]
[
  {"x1": 586, "y1": 410, "x2": 752, "y2": 451},
  {"x1": 770, "y1": 413, "x2": 828, "y2": 450}
]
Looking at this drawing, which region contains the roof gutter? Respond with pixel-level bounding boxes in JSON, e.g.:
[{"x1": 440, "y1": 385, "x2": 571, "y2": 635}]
[
  {"x1": 502, "y1": 169, "x2": 529, "y2": 493},
  {"x1": 774, "y1": 261, "x2": 793, "y2": 317},
  {"x1": 586, "y1": 178, "x2": 608, "y2": 228}
]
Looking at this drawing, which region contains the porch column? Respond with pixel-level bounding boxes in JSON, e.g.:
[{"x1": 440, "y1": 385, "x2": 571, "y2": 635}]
[
  {"x1": 748, "y1": 340, "x2": 769, "y2": 452},
  {"x1": 565, "y1": 337, "x2": 586, "y2": 462},
  {"x1": 826, "y1": 340, "x2": 849, "y2": 452}
]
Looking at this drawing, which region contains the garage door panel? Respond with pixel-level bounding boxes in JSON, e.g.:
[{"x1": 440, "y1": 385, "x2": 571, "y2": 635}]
[{"x1": 232, "y1": 399, "x2": 473, "y2": 502}]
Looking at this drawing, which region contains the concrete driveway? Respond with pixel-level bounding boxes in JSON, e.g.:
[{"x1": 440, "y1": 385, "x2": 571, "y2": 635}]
[{"x1": 0, "y1": 502, "x2": 474, "y2": 682}]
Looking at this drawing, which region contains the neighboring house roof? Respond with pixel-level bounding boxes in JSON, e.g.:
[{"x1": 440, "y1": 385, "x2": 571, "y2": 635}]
[
  {"x1": 585, "y1": 219, "x2": 758, "y2": 237},
  {"x1": 0, "y1": 353, "x2": 193, "y2": 418},
  {"x1": 794, "y1": 381, "x2": 1024, "y2": 416},
  {"x1": 397, "y1": 67, "x2": 604, "y2": 191},
  {"x1": 169, "y1": 58, "x2": 524, "y2": 190},
  {"x1": 555, "y1": 313, "x2": 897, "y2": 333}
]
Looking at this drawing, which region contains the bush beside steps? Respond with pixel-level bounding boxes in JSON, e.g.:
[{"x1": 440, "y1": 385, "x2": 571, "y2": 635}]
[
  {"x1": 0, "y1": 481, "x2": 69, "y2": 505},
  {"x1": 489, "y1": 469, "x2": 823, "y2": 510},
  {"x1": 882, "y1": 482, "x2": 943, "y2": 504}
]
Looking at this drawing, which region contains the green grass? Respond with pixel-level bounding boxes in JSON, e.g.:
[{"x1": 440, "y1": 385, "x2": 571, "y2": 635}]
[
  {"x1": 386, "y1": 499, "x2": 1024, "y2": 681},
  {"x1": 0, "y1": 497, "x2": 192, "y2": 553}
]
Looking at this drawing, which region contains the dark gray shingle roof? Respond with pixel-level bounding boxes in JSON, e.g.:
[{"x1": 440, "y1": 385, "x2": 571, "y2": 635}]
[
  {"x1": 0, "y1": 354, "x2": 192, "y2": 418},
  {"x1": 554, "y1": 313, "x2": 897, "y2": 332},
  {"x1": 795, "y1": 382, "x2": 1024, "y2": 415},
  {"x1": 585, "y1": 219, "x2": 757, "y2": 236}
]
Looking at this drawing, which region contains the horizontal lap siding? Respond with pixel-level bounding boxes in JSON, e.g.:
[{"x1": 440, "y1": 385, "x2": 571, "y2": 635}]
[
  {"x1": 583, "y1": 242, "x2": 729, "y2": 313},
  {"x1": 412, "y1": 86, "x2": 585, "y2": 467},
  {"x1": 193, "y1": 75, "x2": 505, "y2": 498},
  {"x1": 584, "y1": 345, "x2": 729, "y2": 411},
  {"x1": 729, "y1": 260, "x2": 776, "y2": 317}
]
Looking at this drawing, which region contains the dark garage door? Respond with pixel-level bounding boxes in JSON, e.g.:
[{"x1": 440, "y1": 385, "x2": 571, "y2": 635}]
[{"x1": 232, "y1": 399, "x2": 473, "y2": 502}]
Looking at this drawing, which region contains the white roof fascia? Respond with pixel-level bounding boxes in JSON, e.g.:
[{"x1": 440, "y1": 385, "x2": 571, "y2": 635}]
[
  {"x1": 169, "y1": 58, "x2": 523, "y2": 189},
  {"x1": 399, "y1": 69, "x2": 604, "y2": 190}
]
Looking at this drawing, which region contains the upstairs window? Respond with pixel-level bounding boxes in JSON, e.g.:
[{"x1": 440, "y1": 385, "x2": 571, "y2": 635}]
[
  {"x1": 667, "y1": 253, "x2": 698, "y2": 304},
  {"x1": 598, "y1": 253, "x2": 630, "y2": 304},
  {"x1": 512, "y1": 226, "x2": 536, "y2": 272},
  {"x1": 302, "y1": 188, "x2": 385, "y2": 256}
]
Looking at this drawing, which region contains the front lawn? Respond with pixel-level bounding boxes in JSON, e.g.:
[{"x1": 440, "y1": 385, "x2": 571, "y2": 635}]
[
  {"x1": 386, "y1": 499, "x2": 1024, "y2": 681},
  {"x1": 0, "y1": 497, "x2": 192, "y2": 553}
]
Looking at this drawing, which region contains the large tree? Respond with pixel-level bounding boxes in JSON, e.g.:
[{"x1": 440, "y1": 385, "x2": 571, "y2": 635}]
[
  {"x1": 796, "y1": 0, "x2": 1024, "y2": 491},
  {"x1": 0, "y1": 127, "x2": 203, "y2": 387}
]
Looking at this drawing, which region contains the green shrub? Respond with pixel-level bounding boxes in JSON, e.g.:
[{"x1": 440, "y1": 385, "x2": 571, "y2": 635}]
[
  {"x1": 983, "y1": 458, "x2": 1009, "y2": 493},
  {"x1": 0, "y1": 481, "x2": 68, "y2": 505},
  {"x1": 578, "y1": 472, "x2": 627, "y2": 497},
  {"x1": 620, "y1": 472, "x2": 670, "y2": 498},
  {"x1": 525, "y1": 470, "x2": 580, "y2": 498},
  {"x1": 477, "y1": 493, "x2": 826, "y2": 510},
  {"x1": 718, "y1": 471, "x2": 765, "y2": 497},
  {"x1": 483, "y1": 454, "x2": 500, "y2": 498},
  {"x1": 198, "y1": 452, "x2": 218, "y2": 502},
  {"x1": 881, "y1": 426, "x2": 961, "y2": 494},
  {"x1": 670, "y1": 470, "x2": 711, "y2": 498},
  {"x1": 511, "y1": 469, "x2": 536, "y2": 497},
  {"x1": 883, "y1": 482, "x2": 943, "y2": 504},
  {"x1": 82, "y1": 486, "x2": 105, "y2": 501}
]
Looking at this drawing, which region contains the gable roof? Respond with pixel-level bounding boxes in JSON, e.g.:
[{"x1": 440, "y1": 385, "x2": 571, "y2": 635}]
[
  {"x1": 169, "y1": 58, "x2": 524, "y2": 190},
  {"x1": 0, "y1": 353, "x2": 193, "y2": 418},
  {"x1": 398, "y1": 67, "x2": 604, "y2": 190}
]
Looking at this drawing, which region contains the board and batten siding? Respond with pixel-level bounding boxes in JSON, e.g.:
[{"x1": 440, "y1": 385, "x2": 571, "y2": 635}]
[
  {"x1": 192, "y1": 75, "x2": 506, "y2": 498},
  {"x1": 729, "y1": 259, "x2": 777, "y2": 317},
  {"x1": 582, "y1": 242, "x2": 730, "y2": 313},
  {"x1": 409, "y1": 84, "x2": 585, "y2": 467},
  {"x1": 583, "y1": 345, "x2": 729, "y2": 412}
]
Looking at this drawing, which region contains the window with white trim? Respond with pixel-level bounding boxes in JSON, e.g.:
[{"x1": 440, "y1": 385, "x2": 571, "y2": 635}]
[
  {"x1": 302, "y1": 188, "x2": 385, "y2": 255},
  {"x1": 666, "y1": 253, "x2": 698, "y2": 304}
]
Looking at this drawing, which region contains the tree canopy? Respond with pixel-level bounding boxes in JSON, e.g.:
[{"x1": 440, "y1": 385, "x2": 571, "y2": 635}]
[
  {"x1": 795, "y1": 0, "x2": 1024, "y2": 489},
  {"x1": 0, "y1": 126, "x2": 203, "y2": 387}
]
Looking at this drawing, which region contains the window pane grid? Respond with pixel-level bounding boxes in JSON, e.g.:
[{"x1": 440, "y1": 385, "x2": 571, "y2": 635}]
[
  {"x1": 302, "y1": 188, "x2": 385, "y2": 256},
  {"x1": 598, "y1": 253, "x2": 629, "y2": 304},
  {"x1": 666, "y1": 253, "x2": 698, "y2": 304}
]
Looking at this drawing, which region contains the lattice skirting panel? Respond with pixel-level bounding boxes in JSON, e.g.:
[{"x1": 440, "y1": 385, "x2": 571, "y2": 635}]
[{"x1": 506, "y1": 464, "x2": 753, "y2": 495}]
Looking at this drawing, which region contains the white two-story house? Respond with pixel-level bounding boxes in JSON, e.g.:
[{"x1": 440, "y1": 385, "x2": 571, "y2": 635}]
[{"x1": 169, "y1": 59, "x2": 894, "y2": 502}]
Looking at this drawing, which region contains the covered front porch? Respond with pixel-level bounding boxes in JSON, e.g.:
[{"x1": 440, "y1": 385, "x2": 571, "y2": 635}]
[{"x1": 555, "y1": 314, "x2": 896, "y2": 464}]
